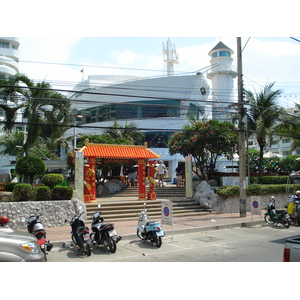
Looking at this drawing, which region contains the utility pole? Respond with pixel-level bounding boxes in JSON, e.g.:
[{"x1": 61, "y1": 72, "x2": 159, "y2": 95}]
[{"x1": 237, "y1": 37, "x2": 247, "y2": 217}]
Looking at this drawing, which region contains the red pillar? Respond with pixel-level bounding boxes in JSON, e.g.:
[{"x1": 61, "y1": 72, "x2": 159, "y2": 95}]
[
  {"x1": 84, "y1": 163, "x2": 91, "y2": 203},
  {"x1": 138, "y1": 158, "x2": 146, "y2": 200},
  {"x1": 88, "y1": 157, "x2": 97, "y2": 203},
  {"x1": 84, "y1": 157, "x2": 97, "y2": 203},
  {"x1": 147, "y1": 160, "x2": 156, "y2": 200}
]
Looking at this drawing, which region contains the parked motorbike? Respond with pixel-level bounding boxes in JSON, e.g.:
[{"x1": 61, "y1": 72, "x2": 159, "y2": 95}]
[
  {"x1": 90, "y1": 204, "x2": 121, "y2": 253},
  {"x1": 287, "y1": 198, "x2": 300, "y2": 226},
  {"x1": 136, "y1": 202, "x2": 164, "y2": 247},
  {"x1": 22, "y1": 208, "x2": 53, "y2": 260},
  {"x1": 70, "y1": 208, "x2": 91, "y2": 256},
  {"x1": 264, "y1": 197, "x2": 291, "y2": 228}
]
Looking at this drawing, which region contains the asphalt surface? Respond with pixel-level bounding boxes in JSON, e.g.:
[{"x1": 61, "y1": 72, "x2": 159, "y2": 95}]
[{"x1": 45, "y1": 211, "x2": 264, "y2": 246}]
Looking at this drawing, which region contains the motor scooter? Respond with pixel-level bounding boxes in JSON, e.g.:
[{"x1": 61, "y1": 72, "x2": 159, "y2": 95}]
[
  {"x1": 136, "y1": 202, "x2": 164, "y2": 247},
  {"x1": 287, "y1": 198, "x2": 300, "y2": 226},
  {"x1": 70, "y1": 208, "x2": 91, "y2": 256},
  {"x1": 264, "y1": 197, "x2": 291, "y2": 228},
  {"x1": 22, "y1": 208, "x2": 53, "y2": 261},
  {"x1": 90, "y1": 204, "x2": 121, "y2": 253}
]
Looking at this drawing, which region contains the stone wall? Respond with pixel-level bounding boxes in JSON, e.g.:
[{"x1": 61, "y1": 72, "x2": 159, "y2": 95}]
[
  {"x1": 215, "y1": 193, "x2": 289, "y2": 214},
  {"x1": 0, "y1": 198, "x2": 86, "y2": 229}
]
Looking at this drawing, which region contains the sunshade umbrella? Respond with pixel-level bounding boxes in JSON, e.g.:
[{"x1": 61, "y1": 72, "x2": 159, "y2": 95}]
[{"x1": 263, "y1": 151, "x2": 283, "y2": 158}]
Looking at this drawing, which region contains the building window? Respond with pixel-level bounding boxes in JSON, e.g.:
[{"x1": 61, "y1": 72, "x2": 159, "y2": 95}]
[
  {"x1": 0, "y1": 42, "x2": 9, "y2": 48},
  {"x1": 212, "y1": 51, "x2": 230, "y2": 58}
]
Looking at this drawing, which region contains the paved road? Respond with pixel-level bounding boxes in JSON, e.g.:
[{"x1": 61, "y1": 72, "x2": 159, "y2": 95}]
[{"x1": 47, "y1": 224, "x2": 300, "y2": 262}]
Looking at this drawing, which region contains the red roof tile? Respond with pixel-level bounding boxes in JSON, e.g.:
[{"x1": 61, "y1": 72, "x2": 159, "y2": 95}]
[{"x1": 79, "y1": 143, "x2": 160, "y2": 159}]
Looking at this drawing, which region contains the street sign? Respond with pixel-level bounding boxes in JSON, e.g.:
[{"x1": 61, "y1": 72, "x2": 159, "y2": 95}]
[
  {"x1": 161, "y1": 200, "x2": 173, "y2": 242},
  {"x1": 250, "y1": 196, "x2": 261, "y2": 214},
  {"x1": 161, "y1": 201, "x2": 173, "y2": 225}
]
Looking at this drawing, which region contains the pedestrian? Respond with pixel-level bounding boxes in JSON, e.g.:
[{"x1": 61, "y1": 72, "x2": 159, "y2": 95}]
[
  {"x1": 175, "y1": 164, "x2": 183, "y2": 187},
  {"x1": 156, "y1": 160, "x2": 166, "y2": 187}
]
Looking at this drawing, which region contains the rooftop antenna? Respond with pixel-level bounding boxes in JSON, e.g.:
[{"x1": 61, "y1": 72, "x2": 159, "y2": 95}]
[{"x1": 163, "y1": 38, "x2": 179, "y2": 76}]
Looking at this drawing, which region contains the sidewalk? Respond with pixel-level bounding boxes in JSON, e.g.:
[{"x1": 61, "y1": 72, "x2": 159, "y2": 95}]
[{"x1": 46, "y1": 212, "x2": 264, "y2": 245}]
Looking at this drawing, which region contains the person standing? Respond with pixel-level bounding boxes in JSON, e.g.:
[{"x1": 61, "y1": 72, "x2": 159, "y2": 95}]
[
  {"x1": 175, "y1": 164, "x2": 183, "y2": 187},
  {"x1": 156, "y1": 160, "x2": 166, "y2": 187}
]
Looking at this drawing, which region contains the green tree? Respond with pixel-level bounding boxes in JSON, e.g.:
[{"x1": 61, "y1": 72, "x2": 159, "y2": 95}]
[
  {"x1": 0, "y1": 130, "x2": 25, "y2": 158},
  {"x1": 104, "y1": 121, "x2": 145, "y2": 144},
  {"x1": 168, "y1": 119, "x2": 238, "y2": 179},
  {"x1": 0, "y1": 73, "x2": 72, "y2": 156},
  {"x1": 274, "y1": 103, "x2": 300, "y2": 151},
  {"x1": 15, "y1": 155, "x2": 46, "y2": 184},
  {"x1": 245, "y1": 82, "x2": 283, "y2": 176}
]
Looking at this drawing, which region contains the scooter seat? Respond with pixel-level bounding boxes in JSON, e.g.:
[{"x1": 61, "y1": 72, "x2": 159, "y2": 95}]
[
  {"x1": 276, "y1": 210, "x2": 286, "y2": 214},
  {"x1": 146, "y1": 221, "x2": 159, "y2": 225}
]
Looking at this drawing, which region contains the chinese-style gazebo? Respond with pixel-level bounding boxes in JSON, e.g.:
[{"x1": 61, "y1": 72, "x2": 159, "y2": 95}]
[{"x1": 79, "y1": 140, "x2": 160, "y2": 202}]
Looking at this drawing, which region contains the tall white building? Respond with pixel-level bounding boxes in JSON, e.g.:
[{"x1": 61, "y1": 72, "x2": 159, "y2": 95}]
[
  {"x1": 206, "y1": 41, "x2": 237, "y2": 120},
  {"x1": 0, "y1": 37, "x2": 20, "y2": 79},
  {"x1": 0, "y1": 38, "x2": 20, "y2": 170}
]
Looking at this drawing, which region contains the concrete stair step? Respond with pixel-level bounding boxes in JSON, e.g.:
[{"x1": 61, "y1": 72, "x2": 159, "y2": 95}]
[{"x1": 85, "y1": 198, "x2": 212, "y2": 223}]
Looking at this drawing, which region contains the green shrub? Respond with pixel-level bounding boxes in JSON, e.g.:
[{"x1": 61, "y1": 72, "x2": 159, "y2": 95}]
[
  {"x1": 217, "y1": 186, "x2": 240, "y2": 197},
  {"x1": 15, "y1": 155, "x2": 46, "y2": 184},
  {"x1": 246, "y1": 184, "x2": 262, "y2": 195},
  {"x1": 35, "y1": 185, "x2": 51, "y2": 201},
  {"x1": 51, "y1": 186, "x2": 73, "y2": 200},
  {"x1": 5, "y1": 182, "x2": 17, "y2": 192},
  {"x1": 217, "y1": 183, "x2": 300, "y2": 198},
  {"x1": 13, "y1": 183, "x2": 35, "y2": 201},
  {"x1": 42, "y1": 174, "x2": 64, "y2": 189},
  {"x1": 258, "y1": 176, "x2": 289, "y2": 184}
]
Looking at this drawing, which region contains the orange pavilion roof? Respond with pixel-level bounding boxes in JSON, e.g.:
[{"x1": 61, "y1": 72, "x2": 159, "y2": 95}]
[{"x1": 79, "y1": 142, "x2": 160, "y2": 159}]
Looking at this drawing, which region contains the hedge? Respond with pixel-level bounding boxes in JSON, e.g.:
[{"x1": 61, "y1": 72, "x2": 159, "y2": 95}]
[
  {"x1": 217, "y1": 184, "x2": 300, "y2": 198},
  {"x1": 13, "y1": 183, "x2": 35, "y2": 202},
  {"x1": 35, "y1": 185, "x2": 52, "y2": 201},
  {"x1": 51, "y1": 186, "x2": 73, "y2": 200}
]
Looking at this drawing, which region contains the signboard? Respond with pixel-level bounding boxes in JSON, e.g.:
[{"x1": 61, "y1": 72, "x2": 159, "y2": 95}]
[
  {"x1": 250, "y1": 196, "x2": 261, "y2": 214},
  {"x1": 74, "y1": 151, "x2": 84, "y2": 201},
  {"x1": 161, "y1": 201, "x2": 173, "y2": 225}
]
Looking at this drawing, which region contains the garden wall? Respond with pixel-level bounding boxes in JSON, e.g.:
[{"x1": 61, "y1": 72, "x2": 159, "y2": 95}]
[
  {"x1": 215, "y1": 193, "x2": 290, "y2": 214},
  {"x1": 0, "y1": 197, "x2": 86, "y2": 229}
]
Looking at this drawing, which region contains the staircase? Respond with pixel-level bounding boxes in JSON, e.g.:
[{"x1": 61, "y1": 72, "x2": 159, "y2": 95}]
[{"x1": 85, "y1": 186, "x2": 213, "y2": 222}]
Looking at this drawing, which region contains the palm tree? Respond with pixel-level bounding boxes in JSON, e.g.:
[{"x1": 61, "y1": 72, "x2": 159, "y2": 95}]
[
  {"x1": 0, "y1": 130, "x2": 24, "y2": 158},
  {"x1": 0, "y1": 74, "x2": 72, "y2": 156},
  {"x1": 104, "y1": 121, "x2": 145, "y2": 144},
  {"x1": 245, "y1": 82, "x2": 283, "y2": 176},
  {"x1": 274, "y1": 103, "x2": 300, "y2": 151}
]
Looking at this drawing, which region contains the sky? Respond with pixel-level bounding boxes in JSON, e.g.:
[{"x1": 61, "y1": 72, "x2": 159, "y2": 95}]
[
  {"x1": 14, "y1": 36, "x2": 300, "y2": 109},
  {"x1": 2, "y1": 1, "x2": 300, "y2": 110}
]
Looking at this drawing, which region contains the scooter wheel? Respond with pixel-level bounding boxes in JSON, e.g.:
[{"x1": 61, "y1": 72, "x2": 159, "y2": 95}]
[
  {"x1": 264, "y1": 215, "x2": 273, "y2": 224},
  {"x1": 153, "y1": 235, "x2": 162, "y2": 248},
  {"x1": 282, "y1": 217, "x2": 291, "y2": 229},
  {"x1": 137, "y1": 230, "x2": 145, "y2": 240},
  {"x1": 84, "y1": 243, "x2": 91, "y2": 256}
]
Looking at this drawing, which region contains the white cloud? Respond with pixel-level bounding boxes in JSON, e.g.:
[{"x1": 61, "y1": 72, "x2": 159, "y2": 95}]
[
  {"x1": 111, "y1": 49, "x2": 142, "y2": 65},
  {"x1": 18, "y1": 37, "x2": 82, "y2": 86}
]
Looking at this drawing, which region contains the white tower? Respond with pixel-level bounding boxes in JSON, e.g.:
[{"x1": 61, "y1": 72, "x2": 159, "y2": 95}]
[
  {"x1": 163, "y1": 38, "x2": 179, "y2": 76},
  {"x1": 206, "y1": 41, "x2": 237, "y2": 120},
  {"x1": 0, "y1": 37, "x2": 19, "y2": 79}
]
